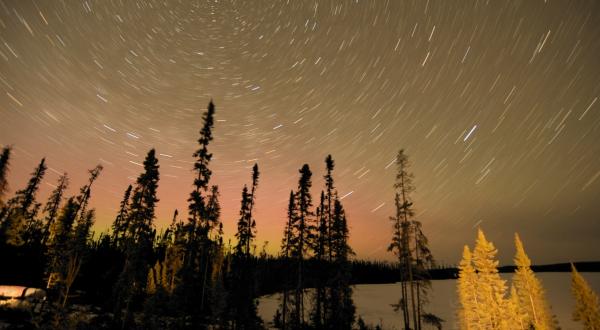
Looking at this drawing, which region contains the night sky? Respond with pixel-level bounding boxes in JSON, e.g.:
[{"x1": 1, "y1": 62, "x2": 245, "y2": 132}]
[{"x1": 1, "y1": 0, "x2": 600, "y2": 265}]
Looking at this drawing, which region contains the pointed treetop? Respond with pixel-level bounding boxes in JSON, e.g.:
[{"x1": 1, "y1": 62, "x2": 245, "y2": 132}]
[
  {"x1": 325, "y1": 154, "x2": 334, "y2": 171},
  {"x1": 252, "y1": 163, "x2": 259, "y2": 184},
  {"x1": 461, "y1": 245, "x2": 472, "y2": 261},
  {"x1": 571, "y1": 263, "x2": 600, "y2": 328},
  {"x1": 514, "y1": 233, "x2": 531, "y2": 268}
]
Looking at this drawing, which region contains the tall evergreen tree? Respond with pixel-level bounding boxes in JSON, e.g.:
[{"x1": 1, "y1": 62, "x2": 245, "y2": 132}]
[
  {"x1": 310, "y1": 191, "x2": 327, "y2": 328},
  {"x1": 235, "y1": 186, "x2": 251, "y2": 256},
  {"x1": 175, "y1": 100, "x2": 222, "y2": 324},
  {"x1": 291, "y1": 164, "x2": 314, "y2": 327},
  {"x1": 412, "y1": 220, "x2": 435, "y2": 330},
  {"x1": 45, "y1": 165, "x2": 102, "y2": 325},
  {"x1": 247, "y1": 164, "x2": 259, "y2": 250},
  {"x1": 571, "y1": 264, "x2": 600, "y2": 330},
  {"x1": 0, "y1": 146, "x2": 11, "y2": 203},
  {"x1": 386, "y1": 150, "x2": 436, "y2": 330},
  {"x1": 114, "y1": 149, "x2": 160, "y2": 327},
  {"x1": 230, "y1": 164, "x2": 262, "y2": 329},
  {"x1": 326, "y1": 197, "x2": 355, "y2": 329},
  {"x1": 278, "y1": 165, "x2": 316, "y2": 328},
  {"x1": 111, "y1": 184, "x2": 132, "y2": 248},
  {"x1": 513, "y1": 233, "x2": 556, "y2": 330},
  {"x1": 279, "y1": 190, "x2": 297, "y2": 329},
  {"x1": 75, "y1": 165, "x2": 103, "y2": 221},
  {"x1": 63, "y1": 208, "x2": 95, "y2": 307},
  {"x1": 457, "y1": 245, "x2": 478, "y2": 330},
  {"x1": 46, "y1": 197, "x2": 79, "y2": 319},
  {"x1": 0, "y1": 158, "x2": 47, "y2": 246},
  {"x1": 324, "y1": 154, "x2": 335, "y2": 261},
  {"x1": 42, "y1": 173, "x2": 69, "y2": 245},
  {"x1": 471, "y1": 229, "x2": 507, "y2": 329}
]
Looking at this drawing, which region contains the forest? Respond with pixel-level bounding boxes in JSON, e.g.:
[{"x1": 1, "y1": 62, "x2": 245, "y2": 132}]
[{"x1": 1, "y1": 102, "x2": 600, "y2": 330}]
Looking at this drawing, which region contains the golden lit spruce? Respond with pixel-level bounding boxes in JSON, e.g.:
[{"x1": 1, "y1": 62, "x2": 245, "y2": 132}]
[
  {"x1": 571, "y1": 264, "x2": 600, "y2": 330},
  {"x1": 513, "y1": 233, "x2": 557, "y2": 330},
  {"x1": 471, "y1": 229, "x2": 507, "y2": 329},
  {"x1": 457, "y1": 245, "x2": 478, "y2": 330}
]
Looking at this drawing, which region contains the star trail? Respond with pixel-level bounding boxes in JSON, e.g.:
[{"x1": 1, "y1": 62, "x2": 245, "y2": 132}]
[{"x1": 1, "y1": 0, "x2": 600, "y2": 264}]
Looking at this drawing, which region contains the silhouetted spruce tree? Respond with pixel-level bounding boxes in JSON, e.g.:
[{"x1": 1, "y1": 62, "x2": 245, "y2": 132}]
[
  {"x1": 278, "y1": 190, "x2": 297, "y2": 329},
  {"x1": 388, "y1": 149, "x2": 435, "y2": 330},
  {"x1": 324, "y1": 154, "x2": 335, "y2": 261},
  {"x1": 45, "y1": 197, "x2": 79, "y2": 324},
  {"x1": 45, "y1": 165, "x2": 102, "y2": 313},
  {"x1": 114, "y1": 149, "x2": 160, "y2": 327},
  {"x1": 309, "y1": 155, "x2": 336, "y2": 328},
  {"x1": 63, "y1": 208, "x2": 95, "y2": 307},
  {"x1": 235, "y1": 185, "x2": 251, "y2": 256},
  {"x1": 290, "y1": 164, "x2": 315, "y2": 327},
  {"x1": 247, "y1": 163, "x2": 259, "y2": 252},
  {"x1": 111, "y1": 184, "x2": 132, "y2": 248},
  {"x1": 310, "y1": 191, "x2": 327, "y2": 328},
  {"x1": 412, "y1": 220, "x2": 435, "y2": 330},
  {"x1": 172, "y1": 101, "x2": 225, "y2": 326},
  {"x1": 42, "y1": 173, "x2": 69, "y2": 245},
  {"x1": 388, "y1": 150, "x2": 415, "y2": 330},
  {"x1": 230, "y1": 164, "x2": 262, "y2": 329},
  {"x1": 326, "y1": 197, "x2": 355, "y2": 329},
  {"x1": 0, "y1": 158, "x2": 47, "y2": 246},
  {"x1": 165, "y1": 209, "x2": 184, "y2": 294},
  {"x1": 0, "y1": 146, "x2": 11, "y2": 203}
]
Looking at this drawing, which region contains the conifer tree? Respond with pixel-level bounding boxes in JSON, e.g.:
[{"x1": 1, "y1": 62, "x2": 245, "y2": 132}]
[
  {"x1": 230, "y1": 164, "x2": 262, "y2": 329},
  {"x1": 42, "y1": 173, "x2": 69, "y2": 245},
  {"x1": 389, "y1": 149, "x2": 433, "y2": 330},
  {"x1": 77, "y1": 165, "x2": 102, "y2": 211},
  {"x1": 111, "y1": 184, "x2": 132, "y2": 248},
  {"x1": 290, "y1": 164, "x2": 314, "y2": 327},
  {"x1": 246, "y1": 163, "x2": 259, "y2": 255},
  {"x1": 114, "y1": 149, "x2": 160, "y2": 326},
  {"x1": 326, "y1": 197, "x2": 355, "y2": 329},
  {"x1": 457, "y1": 245, "x2": 478, "y2": 330},
  {"x1": 63, "y1": 208, "x2": 95, "y2": 307},
  {"x1": 235, "y1": 185, "x2": 251, "y2": 256},
  {"x1": 279, "y1": 190, "x2": 296, "y2": 329},
  {"x1": 0, "y1": 158, "x2": 47, "y2": 246},
  {"x1": 46, "y1": 165, "x2": 102, "y2": 317},
  {"x1": 471, "y1": 229, "x2": 507, "y2": 328},
  {"x1": 571, "y1": 264, "x2": 600, "y2": 330},
  {"x1": 503, "y1": 286, "x2": 527, "y2": 330},
  {"x1": 412, "y1": 220, "x2": 435, "y2": 330},
  {"x1": 165, "y1": 209, "x2": 184, "y2": 294},
  {"x1": 46, "y1": 197, "x2": 79, "y2": 319},
  {"x1": 311, "y1": 191, "x2": 327, "y2": 328},
  {"x1": 513, "y1": 233, "x2": 556, "y2": 330},
  {"x1": 0, "y1": 146, "x2": 11, "y2": 203},
  {"x1": 324, "y1": 154, "x2": 335, "y2": 261},
  {"x1": 176, "y1": 101, "x2": 222, "y2": 322}
]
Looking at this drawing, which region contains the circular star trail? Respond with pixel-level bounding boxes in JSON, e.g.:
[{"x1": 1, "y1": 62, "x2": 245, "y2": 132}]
[{"x1": 1, "y1": 0, "x2": 600, "y2": 264}]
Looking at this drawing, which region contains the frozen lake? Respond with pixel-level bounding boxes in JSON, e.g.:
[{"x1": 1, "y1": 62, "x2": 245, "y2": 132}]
[{"x1": 258, "y1": 272, "x2": 600, "y2": 329}]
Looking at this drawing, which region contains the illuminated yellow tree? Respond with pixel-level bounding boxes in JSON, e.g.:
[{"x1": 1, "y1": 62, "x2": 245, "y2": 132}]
[
  {"x1": 571, "y1": 264, "x2": 600, "y2": 330},
  {"x1": 500, "y1": 286, "x2": 527, "y2": 330},
  {"x1": 471, "y1": 229, "x2": 507, "y2": 328},
  {"x1": 457, "y1": 245, "x2": 478, "y2": 329},
  {"x1": 513, "y1": 233, "x2": 556, "y2": 330}
]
